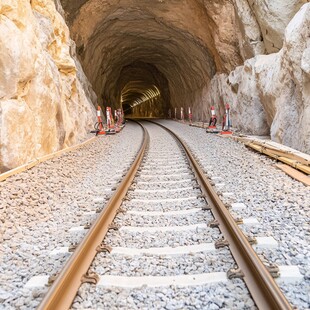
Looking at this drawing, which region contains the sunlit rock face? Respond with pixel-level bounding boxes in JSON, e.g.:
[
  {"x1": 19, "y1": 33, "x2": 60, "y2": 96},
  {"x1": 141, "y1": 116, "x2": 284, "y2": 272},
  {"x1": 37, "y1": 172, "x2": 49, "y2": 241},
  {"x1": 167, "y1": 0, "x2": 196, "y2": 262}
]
[
  {"x1": 0, "y1": 0, "x2": 96, "y2": 172},
  {"x1": 61, "y1": 0, "x2": 309, "y2": 152},
  {"x1": 209, "y1": 4, "x2": 310, "y2": 152},
  {"x1": 0, "y1": 0, "x2": 309, "y2": 171}
]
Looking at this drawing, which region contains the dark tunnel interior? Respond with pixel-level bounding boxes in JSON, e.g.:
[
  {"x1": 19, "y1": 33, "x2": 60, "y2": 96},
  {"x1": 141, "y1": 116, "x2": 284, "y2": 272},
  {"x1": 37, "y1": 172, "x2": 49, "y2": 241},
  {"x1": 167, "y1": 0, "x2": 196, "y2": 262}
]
[{"x1": 60, "y1": 0, "x2": 241, "y2": 119}]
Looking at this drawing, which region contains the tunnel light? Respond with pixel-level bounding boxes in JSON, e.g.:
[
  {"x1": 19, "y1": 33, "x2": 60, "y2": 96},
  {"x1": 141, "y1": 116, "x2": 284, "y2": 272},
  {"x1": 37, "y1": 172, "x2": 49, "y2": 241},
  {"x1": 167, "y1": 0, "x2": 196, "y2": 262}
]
[{"x1": 121, "y1": 83, "x2": 161, "y2": 112}]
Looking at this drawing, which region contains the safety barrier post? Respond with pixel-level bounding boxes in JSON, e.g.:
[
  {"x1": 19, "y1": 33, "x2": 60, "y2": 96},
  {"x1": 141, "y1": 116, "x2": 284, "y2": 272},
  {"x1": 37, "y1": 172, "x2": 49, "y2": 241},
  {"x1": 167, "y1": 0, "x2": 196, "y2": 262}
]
[
  {"x1": 181, "y1": 107, "x2": 184, "y2": 122},
  {"x1": 220, "y1": 104, "x2": 233, "y2": 135},
  {"x1": 188, "y1": 107, "x2": 192, "y2": 125},
  {"x1": 106, "y1": 107, "x2": 116, "y2": 134},
  {"x1": 95, "y1": 106, "x2": 105, "y2": 135},
  {"x1": 208, "y1": 106, "x2": 217, "y2": 129}
]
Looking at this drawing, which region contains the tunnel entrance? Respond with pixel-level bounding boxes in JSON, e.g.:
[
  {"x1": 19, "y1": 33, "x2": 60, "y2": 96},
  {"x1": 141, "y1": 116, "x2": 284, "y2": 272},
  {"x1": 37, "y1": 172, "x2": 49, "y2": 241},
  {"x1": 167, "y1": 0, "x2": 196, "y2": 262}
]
[
  {"x1": 63, "y1": 0, "x2": 219, "y2": 119},
  {"x1": 118, "y1": 62, "x2": 170, "y2": 117}
]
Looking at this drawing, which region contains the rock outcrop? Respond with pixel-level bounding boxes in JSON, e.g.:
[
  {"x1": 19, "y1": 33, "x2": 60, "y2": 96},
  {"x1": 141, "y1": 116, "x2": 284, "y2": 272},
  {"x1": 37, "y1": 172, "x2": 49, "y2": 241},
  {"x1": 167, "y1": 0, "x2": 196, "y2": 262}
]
[
  {"x1": 0, "y1": 0, "x2": 96, "y2": 172},
  {"x1": 59, "y1": 0, "x2": 309, "y2": 153},
  {"x1": 0, "y1": 0, "x2": 309, "y2": 170},
  {"x1": 206, "y1": 3, "x2": 310, "y2": 152}
]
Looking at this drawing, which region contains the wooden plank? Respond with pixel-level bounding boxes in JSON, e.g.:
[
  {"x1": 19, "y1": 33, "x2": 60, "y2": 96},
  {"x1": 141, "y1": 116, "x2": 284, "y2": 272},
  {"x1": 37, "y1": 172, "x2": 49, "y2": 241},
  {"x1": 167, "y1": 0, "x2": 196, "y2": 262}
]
[
  {"x1": 233, "y1": 136, "x2": 310, "y2": 166},
  {"x1": 254, "y1": 144, "x2": 309, "y2": 166},
  {"x1": 0, "y1": 161, "x2": 39, "y2": 182},
  {"x1": 275, "y1": 164, "x2": 310, "y2": 186},
  {"x1": 279, "y1": 157, "x2": 310, "y2": 175},
  {"x1": 245, "y1": 143, "x2": 310, "y2": 175},
  {"x1": 0, "y1": 136, "x2": 97, "y2": 182}
]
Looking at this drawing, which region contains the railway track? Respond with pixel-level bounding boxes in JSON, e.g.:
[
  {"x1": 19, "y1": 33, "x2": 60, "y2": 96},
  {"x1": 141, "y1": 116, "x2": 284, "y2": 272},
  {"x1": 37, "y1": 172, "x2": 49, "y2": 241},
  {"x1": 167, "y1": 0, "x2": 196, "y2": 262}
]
[{"x1": 38, "y1": 120, "x2": 292, "y2": 309}]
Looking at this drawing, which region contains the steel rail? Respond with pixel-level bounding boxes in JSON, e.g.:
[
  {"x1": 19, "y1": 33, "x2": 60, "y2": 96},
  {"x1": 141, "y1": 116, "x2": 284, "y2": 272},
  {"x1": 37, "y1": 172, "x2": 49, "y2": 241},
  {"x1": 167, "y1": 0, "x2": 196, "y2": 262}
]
[
  {"x1": 38, "y1": 121, "x2": 149, "y2": 310},
  {"x1": 151, "y1": 121, "x2": 292, "y2": 310}
]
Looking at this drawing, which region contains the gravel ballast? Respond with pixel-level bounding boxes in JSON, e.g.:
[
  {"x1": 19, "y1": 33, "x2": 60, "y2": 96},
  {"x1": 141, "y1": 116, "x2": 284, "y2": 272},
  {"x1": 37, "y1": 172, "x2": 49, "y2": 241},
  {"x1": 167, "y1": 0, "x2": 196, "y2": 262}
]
[
  {"x1": 0, "y1": 123, "x2": 143, "y2": 309},
  {"x1": 72, "y1": 121, "x2": 256, "y2": 309},
  {"x1": 156, "y1": 120, "x2": 310, "y2": 309},
  {"x1": 1, "y1": 119, "x2": 308, "y2": 309}
]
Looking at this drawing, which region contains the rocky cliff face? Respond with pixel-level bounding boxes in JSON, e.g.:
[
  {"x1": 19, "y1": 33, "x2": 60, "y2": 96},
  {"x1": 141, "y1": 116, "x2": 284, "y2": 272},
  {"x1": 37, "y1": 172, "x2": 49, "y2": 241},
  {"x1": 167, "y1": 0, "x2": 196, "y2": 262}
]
[
  {"x1": 206, "y1": 3, "x2": 310, "y2": 152},
  {"x1": 60, "y1": 0, "x2": 309, "y2": 153},
  {"x1": 0, "y1": 0, "x2": 309, "y2": 171},
  {"x1": 0, "y1": 0, "x2": 96, "y2": 172}
]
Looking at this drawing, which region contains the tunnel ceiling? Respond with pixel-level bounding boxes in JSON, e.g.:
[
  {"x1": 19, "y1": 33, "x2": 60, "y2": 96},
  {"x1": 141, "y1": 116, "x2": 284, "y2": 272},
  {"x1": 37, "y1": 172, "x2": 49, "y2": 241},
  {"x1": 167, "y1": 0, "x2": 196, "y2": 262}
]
[{"x1": 60, "y1": 0, "x2": 243, "y2": 116}]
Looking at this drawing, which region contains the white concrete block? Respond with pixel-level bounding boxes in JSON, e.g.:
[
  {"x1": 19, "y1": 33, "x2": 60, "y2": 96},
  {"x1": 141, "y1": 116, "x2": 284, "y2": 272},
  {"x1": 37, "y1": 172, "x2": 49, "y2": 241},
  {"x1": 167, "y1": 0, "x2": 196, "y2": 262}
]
[
  {"x1": 134, "y1": 187, "x2": 193, "y2": 193},
  {"x1": 50, "y1": 247, "x2": 69, "y2": 255},
  {"x1": 127, "y1": 208, "x2": 202, "y2": 216},
  {"x1": 97, "y1": 272, "x2": 228, "y2": 288},
  {"x1": 83, "y1": 211, "x2": 97, "y2": 216},
  {"x1": 139, "y1": 173, "x2": 192, "y2": 178},
  {"x1": 69, "y1": 226, "x2": 86, "y2": 232},
  {"x1": 24, "y1": 275, "x2": 49, "y2": 288},
  {"x1": 131, "y1": 196, "x2": 197, "y2": 203},
  {"x1": 93, "y1": 197, "x2": 105, "y2": 203},
  {"x1": 254, "y1": 237, "x2": 278, "y2": 249},
  {"x1": 231, "y1": 203, "x2": 247, "y2": 210},
  {"x1": 242, "y1": 218, "x2": 260, "y2": 225},
  {"x1": 138, "y1": 179, "x2": 192, "y2": 185},
  {"x1": 112, "y1": 243, "x2": 215, "y2": 256},
  {"x1": 120, "y1": 223, "x2": 207, "y2": 233},
  {"x1": 276, "y1": 266, "x2": 303, "y2": 283}
]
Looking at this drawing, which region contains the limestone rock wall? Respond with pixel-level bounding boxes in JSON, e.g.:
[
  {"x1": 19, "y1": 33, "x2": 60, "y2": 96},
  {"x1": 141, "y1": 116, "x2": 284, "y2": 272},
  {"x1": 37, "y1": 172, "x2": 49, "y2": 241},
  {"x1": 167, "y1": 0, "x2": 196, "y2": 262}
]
[
  {"x1": 1, "y1": 0, "x2": 309, "y2": 168},
  {"x1": 0, "y1": 0, "x2": 96, "y2": 172},
  {"x1": 246, "y1": 0, "x2": 308, "y2": 53},
  {"x1": 205, "y1": 3, "x2": 310, "y2": 153}
]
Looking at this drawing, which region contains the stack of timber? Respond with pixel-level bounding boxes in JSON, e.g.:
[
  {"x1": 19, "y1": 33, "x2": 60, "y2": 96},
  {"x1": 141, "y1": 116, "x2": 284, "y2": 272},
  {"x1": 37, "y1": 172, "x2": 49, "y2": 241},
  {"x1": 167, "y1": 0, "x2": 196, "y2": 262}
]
[{"x1": 232, "y1": 136, "x2": 310, "y2": 187}]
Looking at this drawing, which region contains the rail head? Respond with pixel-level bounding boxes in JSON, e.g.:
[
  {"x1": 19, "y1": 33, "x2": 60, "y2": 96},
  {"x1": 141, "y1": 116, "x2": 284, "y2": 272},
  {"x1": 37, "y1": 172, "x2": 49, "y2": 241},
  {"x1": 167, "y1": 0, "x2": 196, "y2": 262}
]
[
  {"x1": 38, "y1": 121, "x2": 149, "y2": 310},
  {"x1": 149, "y1": 120, "x2": 292, "y2": 310}
]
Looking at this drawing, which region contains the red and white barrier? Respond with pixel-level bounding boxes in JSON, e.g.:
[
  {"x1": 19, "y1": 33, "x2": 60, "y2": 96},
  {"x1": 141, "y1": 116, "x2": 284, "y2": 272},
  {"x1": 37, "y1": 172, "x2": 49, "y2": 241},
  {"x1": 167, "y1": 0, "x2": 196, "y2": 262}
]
[
  {"x1": 208, "y1": 106, "x2": 217, "y2": 129},
  {"x1": 106, "y1": 107, "x2": 116, "y2": 134},
  {"x1": 120, "y1": 108, "x2": 125, "y2": 126},
  {"x1": 181, "y1": 107, "x2": 184, "y2": 122},
  {"x1": 115, "y1": 108, "x2": 125, "y2": 132},
  {"x1": 188, "y1": 107, "x2": 192, "y2": 124},
  {"x1": 221, "y1": 104, "x2": 233, "y2": 135},
  {"x1": 95, "y1": 106, "x2": 105, "y2": 135}
]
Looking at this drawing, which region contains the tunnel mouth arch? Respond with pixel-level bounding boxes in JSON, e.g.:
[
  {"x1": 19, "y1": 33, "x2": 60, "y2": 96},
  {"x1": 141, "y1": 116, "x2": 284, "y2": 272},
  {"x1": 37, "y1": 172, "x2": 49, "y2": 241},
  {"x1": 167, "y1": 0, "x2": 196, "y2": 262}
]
[
  {"x1": 117, "y1": 62, "x2": 170, "y2": 117},
  {"x1": 65, "y1": 2, "x2": 222, "y2": 118}
]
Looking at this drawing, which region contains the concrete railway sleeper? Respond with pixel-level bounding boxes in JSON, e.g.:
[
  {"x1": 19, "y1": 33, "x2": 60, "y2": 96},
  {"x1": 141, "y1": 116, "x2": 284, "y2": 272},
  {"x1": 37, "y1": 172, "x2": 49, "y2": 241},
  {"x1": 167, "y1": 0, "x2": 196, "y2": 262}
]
[{"x1": 38, "y1": 121, "x2": 292, "y2": 310}]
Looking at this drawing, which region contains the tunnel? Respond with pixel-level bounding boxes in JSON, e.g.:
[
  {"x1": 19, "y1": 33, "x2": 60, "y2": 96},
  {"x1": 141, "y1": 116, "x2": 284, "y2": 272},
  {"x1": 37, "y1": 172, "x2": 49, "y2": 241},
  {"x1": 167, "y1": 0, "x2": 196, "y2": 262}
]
[
  {"x1": 1, "y1": 0, "x2": 308, "y2": 172},
  {"x1": 60, "y1": 0, "x2": 238, "y2": 119}
]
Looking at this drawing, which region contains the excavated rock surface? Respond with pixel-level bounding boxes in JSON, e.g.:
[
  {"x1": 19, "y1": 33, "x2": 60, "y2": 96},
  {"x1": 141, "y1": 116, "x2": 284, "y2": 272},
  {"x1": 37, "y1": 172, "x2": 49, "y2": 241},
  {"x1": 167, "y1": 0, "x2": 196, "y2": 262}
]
[
  {"x1": 0, "y1": 0, "x2": 96, "y2": 172},
  {"x1": 0, "y1": 0, "x2": 309, "y2": 169},
  {"x1": 61, "y1": 0, "x2": 309, "y2": 152},
  {"x1": 208, "y1": 4, "x2": 310, "y2": 152}
]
